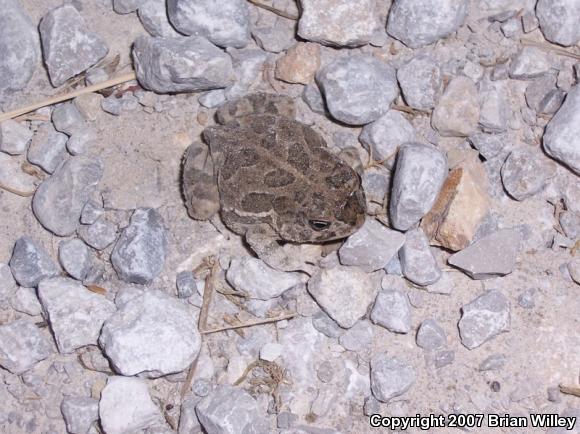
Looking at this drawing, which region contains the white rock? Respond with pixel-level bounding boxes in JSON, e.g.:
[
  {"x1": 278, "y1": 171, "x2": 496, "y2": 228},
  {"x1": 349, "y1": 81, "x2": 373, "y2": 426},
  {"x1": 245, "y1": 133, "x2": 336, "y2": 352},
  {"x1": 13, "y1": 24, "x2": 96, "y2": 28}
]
[
  {"x1": 0, "y1": 263, "x2": 18, "y2": 302},
  {"x1": 38, "y1": 277, "x2": 116, "y2": 353},
  {"x1": 99, "y1": 376, "x2": 163, "y2": 434},
  {"x1": 0, "y1": 319, "x2": 52, "y2": 375},
  {"x1": 0, "y1": 120, "x2": 33, "y2": 155},
  {"x1": 536, "y1": 0, "x2": 580, "y2": 47},
  {"x1": 196, "y1": 385, "x2": 269, "y2": 434},
  {"x1": 99, "y1": 289, "x2": 201, "y2": 377},
  {"x1": 308, "y1": 266, "x2": 381, "y2": 328},
  {"x1": 387, "y1": 0, "x2": 468, "y2": 48},
  {"x1": 359, "y1": 111, "x2": 417, "y2": 166},
  {"x1": 298, "y1": 0, "x2": 380, "y2": 47},
  {"x1": 226, "y1": 257, "x2": 303, "y2": 300},
  {"x1": 259, "y1": 343, "x2": 283, "y2": 362},
  {"x1": 339, "y1": 218, "x2": 406, "y2": 272},
  {"x1": 543, "y1": 85, "x2": 580, "y2": 175},
  {"x1": 10, "y1": 287, "x2": 42, "y2": 316},
  {"x1": 509, "y1": 47, "x2": 551, "y2": 80}
]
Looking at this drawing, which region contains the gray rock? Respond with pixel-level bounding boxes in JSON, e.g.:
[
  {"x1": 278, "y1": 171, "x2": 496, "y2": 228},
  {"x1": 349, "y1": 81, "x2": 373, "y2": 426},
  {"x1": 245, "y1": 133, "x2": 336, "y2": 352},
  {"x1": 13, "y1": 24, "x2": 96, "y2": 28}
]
[
  {"x1": 517, "y1": 288, "x2": 536, "y2": 309},
  {"x1": 78, "y1": 218, "x2": 118, "y2": 250},
  {"x1": 370, "y1": 354, "x2": 416, "y2": 402},
  {"x1": 359, "y1": 111, "x2": 416, "y2": 165},
  {"x1": 179, "y1": 398, "x2": 203, "y2": 433},
  {"x1": 198, "y1": 90, "x2": 226, "y2": 109},
  {"x1": 52, "y1": 102, "x2": 85, "y2": 136},
  {"x1": 0, "y1": 0, "x2": 40, "y2": 101},
  {"x1": 224, "y1": 49, "x2": 268, "y2": 100},
  {"x1": 278, "y1": 412, "x2": 299, "y2": 429},
  {"x1": 478, "y1": 353, "x2": 507, "y2": 371},
  {"x1": 176, "y1": 271, "x2": 197, "y2": 299},
  {"x1": 458, "y1": 290, "x2": 510, "y2": 349},
  {"x1": 58, "y1": 239, "x2": 92, "y2": 281},
  {"x1": 521, "y1": 12, "x2": 539, "y2": 33},
  {"x1": 9, "y1": 236, "x2": 59, "y2": 288},
  {"x1": 298, "y1": 0, "x2": 379, "y2": 47},
  {"x1": 252, "y1": 22, "x2": 296, "y2": 53},
  {"x1": 509, "y1": 47, "x2": 551, "y2": 80},
  {"x1": 448, "y1": 229, "x2": 521, "y2": 279},
  {"x1": 226, "y1": 257, "x2": 302, "y2": 300},
  {"x1": 0, "y1": 120, "x2": 33, "y2": 155},
  {"x1": 0, "y1": 263, "x2": 18, "y2": 302},
  {"x1": 397, "y1": 54, "x2": 443, "y2": 111},
  {"x1": 99, "y1": 376, "x2": 163, "y2": 434},
  {"x1": 536, "y1": 0, "x2": 580, "y2": 47},
  {"x1": 38, "y1": 277, "x2": 116, "y2": 353},
  {"x1": 10, "y1": 287, "x2": 42, "y2": 316},
  {"x1": 389, "y1": 143, "x2": 448, "y2": 231},
  {"x1": 384, "y1": 255, "x2": 403, "y2": 276},
  {"x1": 338, "y1": 320, "x2": 373, "y2": 352},
  {"x1": 99, "y1": 290, "x2": 201, "y2": 377},
  {"x1": 479, "y1": 80, "x2": 510, "y2": 133},
  {"x1": 302, "y1": 84, "x2": 326, "y2": 114},
  {"x1": 196, "y1": 385, "x2": 269, "y2": 434},
  {"x1": 468, "y1": 133, "x2": 505, "y2": 161},
  {"x1": 0, "y1": 152, "x2": 37, "y2": 195},
  {"x1": 81, "y1": 199, "x2": 104, "y2": 225},
  {"x1": 60, "y1": 396, "x2": 99, "y2": 434},
  {"x1": 111, "y1": 208, "x2": 168, "y2": 284},
  {"x1": 560, "y1": 210, "x2": 580, "y2": 240},
  {"x1": 0, "y1": 320, "x2": 52, "y2": 375},
  {"x1": 67, "y1": 129, "x2": 96, "y2": 155},
  {"x1": 370, "y1": 289, "x2": 412, "y2": 333},
  {"x1": 543, "y1": 85, "x2": 580, "y2": 175},
  {"x1": 27, "y1": 124, "x2": 68, "y2": 174},
  {"x1": 39, "y1": 4, "x2": 109, "y2": 87},
  {"x1": 416, "y1": 319, "x2": 447, "y2": 350},
  {"x1": 338, "y1": 218, "x2": 406, "y2": 272},
  {"x1": 501, "y1": 148, "x2": 547, "y2": 201},
  {"x1": 500, "y1": 17, "x2": 522, "y2": 38},
  {"x1": 316, "y1": 55, "x2": 398, "y2": 125},
  {"x1": 525, "y1": 72, "x2": 566, "y2": 115},
  {"x1": 167, "y1": 0, "x2": 250, "y2": 48},
  {"x1": 133, "y1": 35, "x2": 235, "y2": 94},
  {"x1": 399, "y1": 228, "x2": 441, "y2": 286},
  {"x1": 432, "y1": 76, "x2": 480, "y2": 137},
  {"x1": 32, "y1": 156, "x2": 104, "y2": 236},
  {"x1": 113, "y1": 0, "x2": 143, "y2": 14},
  {"x1": 387, "y1": 0, "x2": 468, "y2": 48},
  {"x1": 431, "y1": 349, "x2": 455, "y2": 368},
  {"x1": 259, "y1": 342, "x2": 282, "y2": 362},
  {"x1": 311, "y1": 310, "x2": 343, "y2": 338},
  {"x1": 308, "y1": 266, "x2": 381, "y2": 328},
  {"x1": 138, "y1": 0, "x2": 179, "y2": 37}
]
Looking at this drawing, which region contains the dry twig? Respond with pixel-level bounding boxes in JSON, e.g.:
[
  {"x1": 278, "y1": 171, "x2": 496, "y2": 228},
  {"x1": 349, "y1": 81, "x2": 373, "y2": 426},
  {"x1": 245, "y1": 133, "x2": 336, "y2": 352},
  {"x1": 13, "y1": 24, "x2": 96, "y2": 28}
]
[
  {"x1": 247, "y1": 0, "x2": 298, "y2": 20},
  {"x1": 520, "y1": 38, "x2": 580, "y2": 61},
  {"x1": 200, "y1": 313, "x2": 296, "y2": 335},
  {"x1": 560, "y1": 384, "x2": 580, "y2": 398},
  {"x1": 0, "y1": 72, "x2": 137, "y2": 122}
]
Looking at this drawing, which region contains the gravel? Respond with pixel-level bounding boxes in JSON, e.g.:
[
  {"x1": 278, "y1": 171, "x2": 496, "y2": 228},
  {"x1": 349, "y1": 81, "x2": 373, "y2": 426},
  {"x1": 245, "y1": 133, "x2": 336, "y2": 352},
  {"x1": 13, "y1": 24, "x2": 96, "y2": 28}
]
[
  {"x1": 0, "y1": 120, "x2": 33, "y2": 155},
  {"x1": 110, "y1": 208, "x2": 168, "y2": 284},
  {"x1": 298, "y1": 0, "x2": 380, "y2": 47},
  {"x1": 9, "y1": 236, "x2": 59, "y2": 288},
  {"x1": 370, "y1": 289, "x2": 412, "y2": 334},
  {"x1": 458, "y1": 290, "x2": 510, "y2": 349},
  {"x1": 60, "y1": 396, "x2": 99, "y2": 434},
  {"x1": 399, "y1": 228, "x2": 442, "y2": 286},
  {"x1": 38, "y1": 277, "x2": 116, "y2": 353},
  {"x1": 0, "y1": 0, "x2": 40, "y2": 101},
  {"x1": 132, "y1": 35, "x2": 235, "y2": 94},
  {"x1": 536, "y1": 0, "x2": 580, "y2": 47},
  {"x1": 316, "y1": 55, "x2": 398, "y2": 125},
  {"x1": 32, "y1": 156, "x2": 104, "y2": 236},
  {"x1": 416, "y1": 319, "x2": 447, "y2": 350},
  {"x1": 389, "y1": 143, "x2": 448, "y2": 231},
  {"x1": 39, "y1": 4, "x2": 108, "y2": 87},
  {"x1": 387, "y1": 0, "x2": 468, "y2": 48},
  {"x1": 370, "y1": 354, "x2": 416, "y2": 402},
  {"x1": 501, "y1": 148, "x2": 548, "y2": 200},
  {"x1": 397, "y1": 54, "x2": 443, "y2": 111},
  {"x1": 543, "y1": 84, "x2": 580, "y2": 175},
  {"x1": 99, "y1": 289, "x2": 201, "y2": 377},
  {"x1": 432, "y1": 76, "x2": 480, "y2": 136},
  {"x1": 0, "y1": 320, "x2": 52, "y2": 375},
  {"x1": 27, "y1": 124, "x2": 68, "y2": 174}
]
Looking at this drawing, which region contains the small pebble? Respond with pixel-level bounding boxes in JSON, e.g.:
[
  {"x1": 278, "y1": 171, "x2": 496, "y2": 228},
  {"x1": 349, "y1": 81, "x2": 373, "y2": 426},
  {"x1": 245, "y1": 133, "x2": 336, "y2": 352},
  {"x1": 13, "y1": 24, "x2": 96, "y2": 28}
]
[
  {"x1": 370, "y1": 289, "x2": 412, "y2": 334},
  {"x1": 176, "y1": 271, "x2": 197, "y2": 299},
  {"x1": 78, "y1": 217, "x2": 118, "y2": 250},
  {"x1": 9, "y1": 236, "x2": 59, "y2": 288},
  {"x1": 370, "y1": 354, "x2": 416, "y2": 402},
  {"x1": 0, "y1": 120, "x2": 33, "y2": 155},
  {"x1": 58, "y1": 239, "x2": 92, "y2": 281},
  {"x1": 458, "y1": 290, "x2": 510, "y2": 349},
  {"x1": 416, "y1": 319, "x2": 447, "y2": 351}
]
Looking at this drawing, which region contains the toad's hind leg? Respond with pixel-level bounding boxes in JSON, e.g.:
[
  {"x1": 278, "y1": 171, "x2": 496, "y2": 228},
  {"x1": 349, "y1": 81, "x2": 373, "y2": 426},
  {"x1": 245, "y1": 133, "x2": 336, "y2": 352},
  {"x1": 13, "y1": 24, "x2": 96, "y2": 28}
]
[
  {"x1": 246, "y1": 226, "x2": 316, "y2": 275},
  {"x1": 182, "y1": 141, "x2": 220, "y2": 220}
]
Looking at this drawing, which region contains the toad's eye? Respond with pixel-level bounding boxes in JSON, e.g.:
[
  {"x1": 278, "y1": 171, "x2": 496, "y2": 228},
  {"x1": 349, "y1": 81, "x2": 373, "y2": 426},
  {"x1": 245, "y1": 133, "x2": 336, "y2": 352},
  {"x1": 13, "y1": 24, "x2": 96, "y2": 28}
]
[{"x1": 309, "y1": 219, "x2": 331, "y2": 231}]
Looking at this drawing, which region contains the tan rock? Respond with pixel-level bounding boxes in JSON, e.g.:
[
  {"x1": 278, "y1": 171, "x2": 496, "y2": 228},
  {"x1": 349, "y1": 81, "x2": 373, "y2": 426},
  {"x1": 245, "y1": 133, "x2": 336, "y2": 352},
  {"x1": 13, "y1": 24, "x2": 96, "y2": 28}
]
[
  {"x1": 275, "y1": 42, "x2": 320, "y2": 85},
  {"x1": 422, "y1": 166, "x2": 489, "y2": 251},
  {"x1": 432, "y1": 76, "x2": 480, "y2": 137}
]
